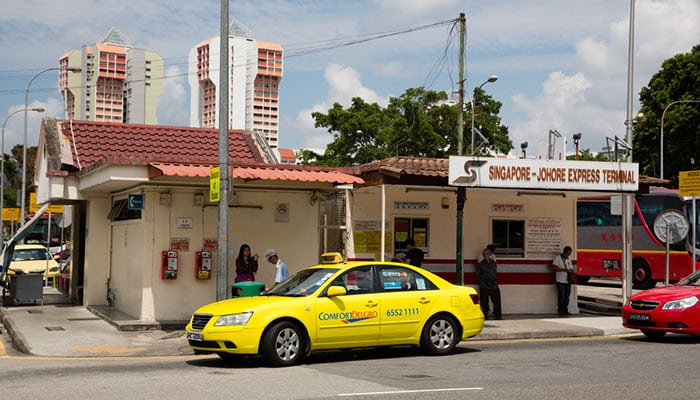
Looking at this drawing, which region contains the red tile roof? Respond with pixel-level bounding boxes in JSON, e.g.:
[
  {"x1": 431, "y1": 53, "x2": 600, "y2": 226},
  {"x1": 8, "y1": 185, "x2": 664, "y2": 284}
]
[
  {"x1": 277, "y1": 148, "x2": 296, "y2": 162},
  {"x1": 51, "y1": 119, "x2": 263, "y2": 172},
  {"x1": 353, "y1": 156, "x2": 448, "y2": 177},
  {"x1": 149, "y1": 163, "x2": 363, "y2": 184}
]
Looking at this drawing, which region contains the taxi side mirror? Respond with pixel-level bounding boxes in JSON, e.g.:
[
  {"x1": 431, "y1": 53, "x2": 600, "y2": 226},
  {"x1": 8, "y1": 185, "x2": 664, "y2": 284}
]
[{"x1": 326, "y1": 285, "x2": 347, "y2": 297}]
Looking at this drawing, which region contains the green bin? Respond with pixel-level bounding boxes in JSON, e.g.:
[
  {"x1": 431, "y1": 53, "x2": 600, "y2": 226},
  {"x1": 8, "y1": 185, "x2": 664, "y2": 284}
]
[{"x1": 231, "y1": 281, "x2": 265, "y2": 298}]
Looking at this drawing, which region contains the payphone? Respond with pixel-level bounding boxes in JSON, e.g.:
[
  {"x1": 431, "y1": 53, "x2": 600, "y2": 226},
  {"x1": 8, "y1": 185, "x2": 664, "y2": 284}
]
[
  {"x1": 195, "y1": 251, "x2": 212, "y2": 280},
  {"x1": 161, "y1": 250, "x2": 178, "y2": 280}
]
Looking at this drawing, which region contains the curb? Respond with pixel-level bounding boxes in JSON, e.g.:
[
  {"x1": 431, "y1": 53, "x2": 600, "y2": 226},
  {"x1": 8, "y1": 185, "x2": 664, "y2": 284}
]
[{"x1": 0, "y1": 308, "x2": 31, "y2": 354}]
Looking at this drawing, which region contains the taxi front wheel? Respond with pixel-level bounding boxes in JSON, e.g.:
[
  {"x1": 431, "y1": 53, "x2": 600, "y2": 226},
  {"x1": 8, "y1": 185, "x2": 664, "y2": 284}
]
[
  {"x1": 420, "y1": 315, "x2": 459, "y2": 355},
  {"x1": 262, "y1": 321, "x2": 304, "y2": 367}
]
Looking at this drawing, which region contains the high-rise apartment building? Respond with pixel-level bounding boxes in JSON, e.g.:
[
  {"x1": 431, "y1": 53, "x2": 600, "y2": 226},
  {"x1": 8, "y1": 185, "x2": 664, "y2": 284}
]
[
  {"x1": 188, "y1": 19, "x2": 283, "y2": 148},
  {"x1": 59, "y1": 27, "x2": 164, "y2": 124}
]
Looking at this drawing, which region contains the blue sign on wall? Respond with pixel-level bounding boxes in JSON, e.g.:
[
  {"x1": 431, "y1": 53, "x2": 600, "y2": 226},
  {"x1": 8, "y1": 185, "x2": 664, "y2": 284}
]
[{"x1": 128, "y1": 194, "x2": 144, "y2": 210}]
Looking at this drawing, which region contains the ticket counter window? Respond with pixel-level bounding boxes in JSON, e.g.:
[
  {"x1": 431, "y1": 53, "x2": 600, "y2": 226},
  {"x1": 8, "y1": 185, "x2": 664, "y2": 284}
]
[{"x1": 492, "y1": 220, "x2": 524, "y2": 257}]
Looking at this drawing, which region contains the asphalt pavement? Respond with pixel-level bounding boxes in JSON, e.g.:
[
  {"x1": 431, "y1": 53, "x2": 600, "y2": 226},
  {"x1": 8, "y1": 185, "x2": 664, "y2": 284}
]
[{"x1": 0, "y1": 286, "x2": 637, "y2": 358}]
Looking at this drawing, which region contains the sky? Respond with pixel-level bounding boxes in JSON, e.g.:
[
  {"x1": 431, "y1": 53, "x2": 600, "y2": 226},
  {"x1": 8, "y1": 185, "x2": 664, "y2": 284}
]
[{"x1": 1, "y1": 0, "x2": 699, "y2": 159}]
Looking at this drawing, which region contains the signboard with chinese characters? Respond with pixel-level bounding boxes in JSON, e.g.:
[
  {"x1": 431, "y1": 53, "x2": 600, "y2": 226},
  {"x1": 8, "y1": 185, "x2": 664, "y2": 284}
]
[
  {"x1": 679, "y1": 170, "x2": 700, "y2": 197},
  {"x1": 449, "y1": 157, "x2": 639, "y2": 192}
]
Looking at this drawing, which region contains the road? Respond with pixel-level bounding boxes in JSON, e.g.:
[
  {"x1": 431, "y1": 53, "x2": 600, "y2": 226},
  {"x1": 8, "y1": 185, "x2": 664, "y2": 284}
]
[{"x1": 1, "y1": 334, "x2": 698, "y2": 399}]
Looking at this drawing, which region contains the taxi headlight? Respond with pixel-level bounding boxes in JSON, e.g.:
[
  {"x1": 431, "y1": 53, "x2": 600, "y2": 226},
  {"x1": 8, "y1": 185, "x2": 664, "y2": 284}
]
[
  {"x1": 662, "y1": 296, "x2": 698, "y2": 310},
  {"x1": 214, "y1": 311, "x2": 253, "y2": 326}
]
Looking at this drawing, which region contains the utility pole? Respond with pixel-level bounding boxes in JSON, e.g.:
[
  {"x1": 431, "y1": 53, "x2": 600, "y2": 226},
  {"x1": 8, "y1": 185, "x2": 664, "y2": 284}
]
[
  {"x1": 621, "y1": 0, "x2": 635, "y2": 304},
  {"x1": 455, "y1": 13, "x2": 466, "y2": 285},
  {"x1": 216, "y1": 0, "x2": 230, "y2": 301}
]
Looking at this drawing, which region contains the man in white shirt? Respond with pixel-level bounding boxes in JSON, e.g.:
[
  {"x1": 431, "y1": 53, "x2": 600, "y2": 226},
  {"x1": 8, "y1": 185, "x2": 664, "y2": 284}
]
[
  {"x1": 265, "y1": 249, "x2": 289, "y2": 290},
  {"x1": 552, "y1": 245, "x2": 575, "y2": 316}
]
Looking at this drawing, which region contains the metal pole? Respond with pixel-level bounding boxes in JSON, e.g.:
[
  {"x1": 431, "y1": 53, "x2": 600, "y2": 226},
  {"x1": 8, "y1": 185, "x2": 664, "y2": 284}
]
[
  {"x1": 455, "y1": 13, "x2": 466, "y2": 286},
  {"x1": 2, "y1": 108, "x2": 43, "y2": 244},
  {"x1": 381, "y1": 184, "x2": 386, "y2": 262},
  {"x1": 22, "y1": 68, "x2": 58, "y2": 226},
  {"x1": 694, "y1": 198, "x2": 697, "y2": 272},
  {"x1": 621, "y1": 0, "x2": 635, "y2": 304},
  {"x1": 660, "y1": 100, "x2": 700, "y2": 180},
  {"x1": 216, "y1": 0, "x2": 230, "y2": 301},
  {"x1": 665, "y1": 222, "x2": 670, "y2": 285}
]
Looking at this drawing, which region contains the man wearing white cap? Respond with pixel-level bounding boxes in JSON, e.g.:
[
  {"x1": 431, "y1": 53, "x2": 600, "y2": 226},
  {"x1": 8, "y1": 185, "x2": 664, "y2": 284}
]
[{"x1": 265, "y1": 248, "x2": 289, "y2": 290}]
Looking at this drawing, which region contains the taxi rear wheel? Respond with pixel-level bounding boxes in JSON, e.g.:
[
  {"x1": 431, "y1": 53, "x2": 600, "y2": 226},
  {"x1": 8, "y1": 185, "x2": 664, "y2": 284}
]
[
  {"x1": 262, "y1": 321, "x2": 303, "y2": 367},
  {"x1": 420, "y1": 315, "x2": 459, "y2": 355}
]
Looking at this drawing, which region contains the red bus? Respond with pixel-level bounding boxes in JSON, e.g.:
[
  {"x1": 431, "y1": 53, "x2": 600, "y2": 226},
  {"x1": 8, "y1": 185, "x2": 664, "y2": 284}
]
[{"x1": 576, "y1": 189, "x2": 699, "y2": 289}]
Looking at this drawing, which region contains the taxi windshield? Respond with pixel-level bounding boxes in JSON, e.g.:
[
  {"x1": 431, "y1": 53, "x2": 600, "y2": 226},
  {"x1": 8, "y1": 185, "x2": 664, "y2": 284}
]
[{"x1": 267, "y1": 268, "x2": 338, "y2": 296}]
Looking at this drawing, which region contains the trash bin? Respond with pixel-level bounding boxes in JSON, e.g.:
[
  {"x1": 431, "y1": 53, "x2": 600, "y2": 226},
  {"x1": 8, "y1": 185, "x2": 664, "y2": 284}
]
[
  {"x1": 10, "y1": 274, "x2": 44, "y2": 305},
  {"x1": 231, "y1": 281, "x2": 265, "y2": 298}
]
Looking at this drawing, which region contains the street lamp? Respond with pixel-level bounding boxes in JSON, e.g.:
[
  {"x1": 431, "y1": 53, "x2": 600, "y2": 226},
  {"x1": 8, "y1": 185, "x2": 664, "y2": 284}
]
[
  {"x1": 471, "y1": 75, "x2": 498, "y2": 156},
  {"x1": 2, "y1": 107, "x2": 44, "y2": 240},
  {"x1": 520, "y1": 142, "x2": 528, "y2": 159},
  {"x1": 572, "y1": 132, "x2": 582, "y2": 160},
  {"x1": 21, "y1": 66, "x2": 80, "y2": 222},
  {"x1": 660, "y1": 100, "x2": 700, "y2": 179}
]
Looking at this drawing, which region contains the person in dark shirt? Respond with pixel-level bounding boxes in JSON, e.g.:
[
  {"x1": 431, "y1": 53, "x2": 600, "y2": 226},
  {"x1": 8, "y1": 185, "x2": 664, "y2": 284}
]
[
  {"x1": 404, "y1": 237, "x2": 424, "y2": 268},
  {"x1": 476, "y1": 247, "x2": 502, "y2": 320}
]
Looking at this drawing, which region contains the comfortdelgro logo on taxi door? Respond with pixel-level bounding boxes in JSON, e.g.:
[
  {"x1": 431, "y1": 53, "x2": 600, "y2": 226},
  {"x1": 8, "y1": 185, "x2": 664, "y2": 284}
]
[{"x1": 318, "y1": 310, "x2": 379, "y2": 324}]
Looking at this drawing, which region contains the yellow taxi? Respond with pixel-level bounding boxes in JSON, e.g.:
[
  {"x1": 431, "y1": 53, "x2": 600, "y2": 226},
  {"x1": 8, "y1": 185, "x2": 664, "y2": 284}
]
[
  {"x1": 3, "y1": 244, "x2": 61, "y2": 283},
  {"x1": 186, "y1": 256, "x2": 484, "y2": 366}
]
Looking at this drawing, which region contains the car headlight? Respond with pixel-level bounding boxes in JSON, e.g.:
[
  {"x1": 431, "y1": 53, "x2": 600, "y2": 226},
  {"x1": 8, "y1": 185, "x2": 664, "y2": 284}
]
[
  {"x1": 214, "y1": 311, "x2": 253, "y2": 326},
  {"x1": 662, "y1": 296, "x2": 698, "y2": 310}
]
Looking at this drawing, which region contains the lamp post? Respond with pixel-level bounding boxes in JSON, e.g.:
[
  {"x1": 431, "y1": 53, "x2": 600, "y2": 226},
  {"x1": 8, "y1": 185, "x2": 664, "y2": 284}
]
[
  {"x1": 21, "y1": 67, "x2": 80, "y2": 224},
  {"x1": 660, "y1": 100, "x2": 700, "y2": 179},
  {"x1": 2, "y1": 107, "x2": 44, "y2": 241},
  {"x1": 470, "y1": 75, "x2": 498, "y2": 156},
  {"x1": 572, "y1": 132, "x2": 582, "y2": 160}
]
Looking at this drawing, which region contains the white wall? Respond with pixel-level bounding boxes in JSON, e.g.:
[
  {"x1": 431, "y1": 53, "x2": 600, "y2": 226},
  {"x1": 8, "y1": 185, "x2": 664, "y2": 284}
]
[
  {"x1": 347, "y1": 185, "x2": 579, "y2": 314},
  {"x1": 103, "y1": 186, "x2": 323, "y2": 321}
]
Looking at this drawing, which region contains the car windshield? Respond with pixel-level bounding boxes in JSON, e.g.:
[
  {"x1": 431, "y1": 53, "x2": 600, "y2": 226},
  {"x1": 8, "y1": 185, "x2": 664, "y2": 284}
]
[
  {"x1": 677, "y1": 271, "x2": 700, "y2": 286},
  {"x1": 12, "y1": 248, "x2": 51, "y2": 262},
  {"x1": 267, "y1": 268, "x2": 338, "y2": 296}
]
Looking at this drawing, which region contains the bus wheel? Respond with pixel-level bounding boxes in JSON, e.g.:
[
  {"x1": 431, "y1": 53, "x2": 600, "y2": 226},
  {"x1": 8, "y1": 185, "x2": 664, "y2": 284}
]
[
  {"x1": 632, "y1": 259, "x2": 654, "y2": 289},
  {"x1": 576, "y1": 275, "x2": 590, "y2": 285}
]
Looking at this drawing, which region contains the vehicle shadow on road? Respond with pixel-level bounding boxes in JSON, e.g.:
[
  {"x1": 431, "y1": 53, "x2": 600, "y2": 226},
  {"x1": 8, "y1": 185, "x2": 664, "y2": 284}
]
[
  {"x1": 621, "y1": 334, "x2": 700, "y2": 344},
  {"x1": 186, "y1": 345, "x2": 481, "y2": 369}
]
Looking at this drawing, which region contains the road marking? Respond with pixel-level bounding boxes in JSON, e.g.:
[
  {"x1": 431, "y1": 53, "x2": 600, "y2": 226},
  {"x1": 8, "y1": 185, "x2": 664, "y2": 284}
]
[
  {"x1": 0, "y1": 337, "x2": 7, "y2": 356},
  {"x1": 338, "y1": 387, "x2": 482, "y2": 397}
]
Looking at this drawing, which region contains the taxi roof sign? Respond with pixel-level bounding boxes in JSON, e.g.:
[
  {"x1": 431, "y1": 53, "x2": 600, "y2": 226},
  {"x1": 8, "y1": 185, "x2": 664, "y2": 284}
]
[{"x1": 320, "y1": 252, "x2": 344, "y2": 264}]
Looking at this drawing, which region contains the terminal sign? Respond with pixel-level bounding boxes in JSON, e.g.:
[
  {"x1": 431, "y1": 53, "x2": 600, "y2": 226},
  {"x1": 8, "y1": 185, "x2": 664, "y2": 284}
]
[
  {"x1": 448, "y1": 157, "x2": 639, "y2": 192},
  {"x1": 679, "y1": 170, "x2": 700, "y2": 197}
]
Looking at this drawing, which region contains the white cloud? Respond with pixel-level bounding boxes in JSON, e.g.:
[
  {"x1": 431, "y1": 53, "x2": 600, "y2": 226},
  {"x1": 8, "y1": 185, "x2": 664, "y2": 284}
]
[
  {"x1": 156, "y1": 66, "x2": 189, "y2": 127},
  {"x1": 287, "y1": 64, "x2": 389, "y2": 150},
  {"x1": 508, "y1": 0, "x2": 700, "y2": 158}
]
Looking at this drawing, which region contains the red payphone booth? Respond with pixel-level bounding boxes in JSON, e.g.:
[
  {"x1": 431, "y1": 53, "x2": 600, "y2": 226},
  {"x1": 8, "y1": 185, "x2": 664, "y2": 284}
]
[
  {"x1": 195, "y1": 251, "x2": 212, "y2": 280},
  {"x1": 162, "y1": 250, "x2": 178, "y2": 280}
]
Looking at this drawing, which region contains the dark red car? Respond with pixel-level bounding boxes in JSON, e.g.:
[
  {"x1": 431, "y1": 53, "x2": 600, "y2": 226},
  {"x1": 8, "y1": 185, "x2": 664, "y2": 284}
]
[{"x1": 622, "y1": 270, "x2": 700, "y2": 339}]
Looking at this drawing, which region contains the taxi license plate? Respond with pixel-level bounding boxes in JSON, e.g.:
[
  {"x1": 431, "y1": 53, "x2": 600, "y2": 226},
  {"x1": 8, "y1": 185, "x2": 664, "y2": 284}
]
[
  {"x1": 628, "y1": 313, "x2": 650, "y2": 321},
  {"x1": 187, "y1": 331, "x2": 203, "y2": 341}
]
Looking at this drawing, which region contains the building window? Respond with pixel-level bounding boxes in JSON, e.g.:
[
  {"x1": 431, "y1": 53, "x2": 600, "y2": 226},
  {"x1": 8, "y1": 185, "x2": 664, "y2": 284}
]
[
  {"x1": 393, "y1": 217, "x2": 429, "y2": 255},
  {"x1": 491, "y1": 220, "x2": 524, "y2": 257},
  {"x1": 108, "y1": 199, "x2": 141, "y2": 221}
]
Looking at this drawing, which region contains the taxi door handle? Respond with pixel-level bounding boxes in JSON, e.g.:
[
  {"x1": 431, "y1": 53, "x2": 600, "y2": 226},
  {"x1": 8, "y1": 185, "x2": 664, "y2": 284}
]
[
  {"x1": 419, "y1": 297, "x2": 430, "y2": 304},
  {"x1": 366, "y1": 301, "x2": 378, "y2": 308}
]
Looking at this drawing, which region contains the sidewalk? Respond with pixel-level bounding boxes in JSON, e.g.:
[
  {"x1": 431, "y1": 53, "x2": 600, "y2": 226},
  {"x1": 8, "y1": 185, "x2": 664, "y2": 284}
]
[{"x1": 0, "y1": 288, "x2": 637, "y2": 358}]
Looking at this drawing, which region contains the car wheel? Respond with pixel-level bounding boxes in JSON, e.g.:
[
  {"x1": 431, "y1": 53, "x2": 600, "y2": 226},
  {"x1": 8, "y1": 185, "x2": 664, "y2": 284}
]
[
  {"x1": 420, "y1": 315, "x2": 459, "y2": 355},
  {"x1": 632, "y1": 259, "x2": 655, "y2": 290},
  {"x1": 641, "y1": 329, "x2": 667, "y2": 340},
  {"x1": 262, "y1": 321, "x2": 303, "y2": 367}
]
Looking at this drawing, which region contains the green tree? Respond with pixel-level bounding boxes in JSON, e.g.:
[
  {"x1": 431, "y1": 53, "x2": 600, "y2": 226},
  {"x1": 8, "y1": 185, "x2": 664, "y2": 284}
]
[
  {"x1": 566, "y1": 148, "x2": 609, "y2": 161},
  {"x1": 308, "y1": 87, "x2": 511, "y2": 166},
  {"x1": 634, "y1": 44, "x2": 700, "y2": 181}
]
